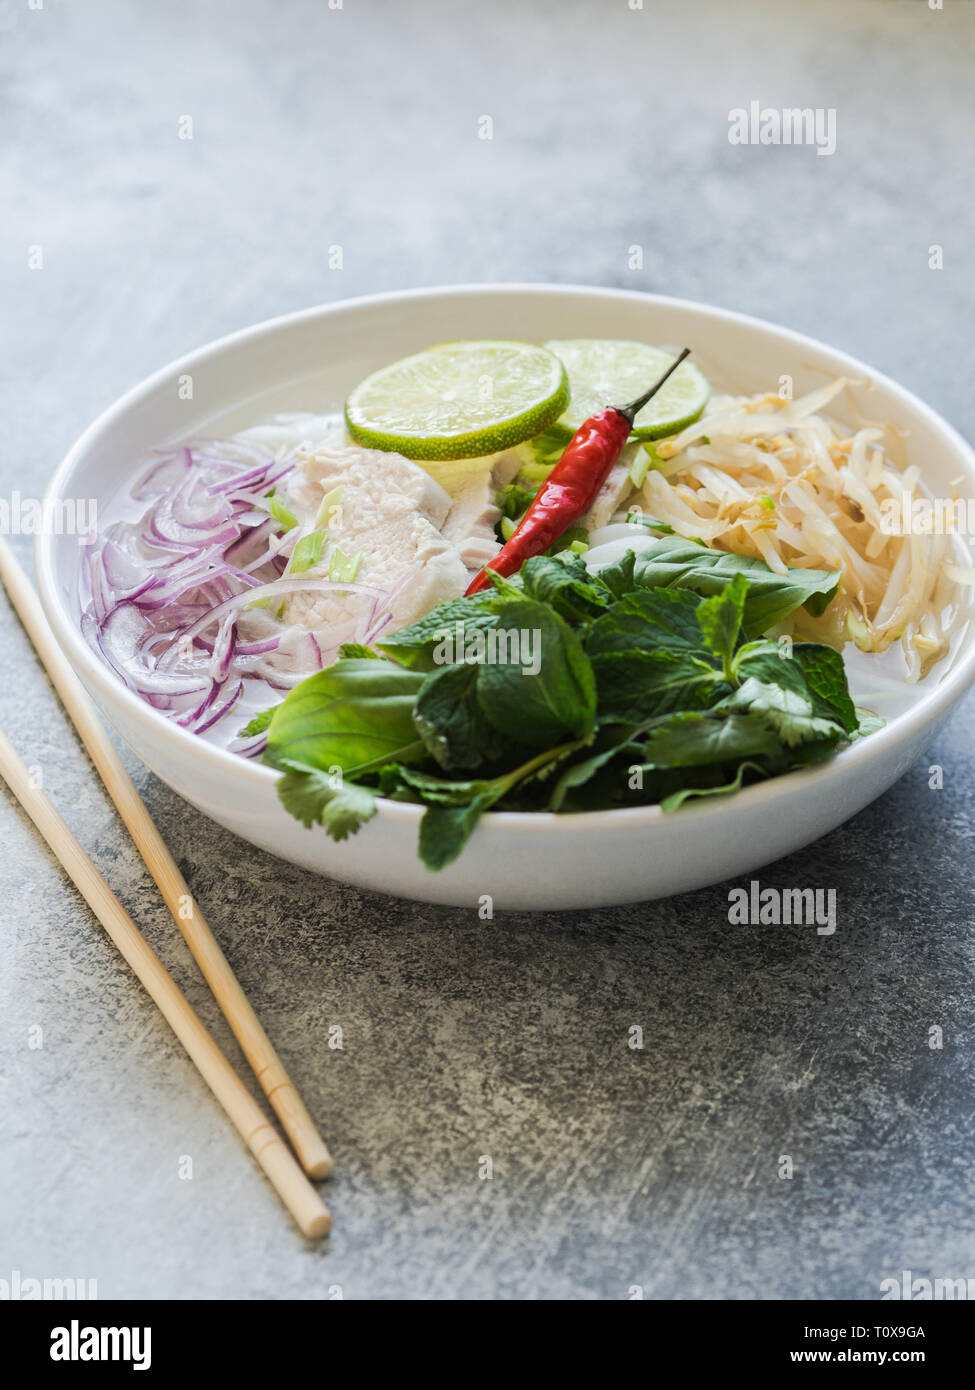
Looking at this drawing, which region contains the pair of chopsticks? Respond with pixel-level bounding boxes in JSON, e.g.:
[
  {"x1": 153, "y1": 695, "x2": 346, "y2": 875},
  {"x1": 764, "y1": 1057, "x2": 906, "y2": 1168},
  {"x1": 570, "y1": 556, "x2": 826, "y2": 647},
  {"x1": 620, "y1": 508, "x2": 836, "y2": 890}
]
[{"x1": 0, "y1": 536, "x2": 332, "y2": 1239}]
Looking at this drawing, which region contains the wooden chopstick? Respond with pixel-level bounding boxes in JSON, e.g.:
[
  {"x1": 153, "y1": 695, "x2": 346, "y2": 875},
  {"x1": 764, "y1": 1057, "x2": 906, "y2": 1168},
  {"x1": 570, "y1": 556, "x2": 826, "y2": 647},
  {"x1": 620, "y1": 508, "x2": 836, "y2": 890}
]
[
  {"x1": 0, "y1": 726, "x2": 331, "y2": 1238},
  {"x1": 0, "y1": 537, "x2": 332, "y2": 1179}
]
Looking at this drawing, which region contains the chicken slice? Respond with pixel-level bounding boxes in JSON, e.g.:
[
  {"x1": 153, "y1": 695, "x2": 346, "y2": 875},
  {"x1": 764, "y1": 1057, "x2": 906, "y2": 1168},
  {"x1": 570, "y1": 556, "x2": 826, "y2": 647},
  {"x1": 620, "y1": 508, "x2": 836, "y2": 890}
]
[
  {"x1": 278, "y1": 441, "x2": 467, "y2": 639},
  {"x1": 581, "y1": 446, "x2": 639, "y2": 532},
  {"x1": 441, "y1": 464, "x2": 502, "y2": 571}
]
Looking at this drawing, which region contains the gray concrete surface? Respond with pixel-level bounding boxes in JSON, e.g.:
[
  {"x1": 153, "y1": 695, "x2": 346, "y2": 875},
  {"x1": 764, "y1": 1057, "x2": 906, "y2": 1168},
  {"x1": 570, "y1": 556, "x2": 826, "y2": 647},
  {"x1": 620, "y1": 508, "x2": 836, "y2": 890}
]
[{"x1": 2, "y1": 0, "x2": 974, "y2": 1300}]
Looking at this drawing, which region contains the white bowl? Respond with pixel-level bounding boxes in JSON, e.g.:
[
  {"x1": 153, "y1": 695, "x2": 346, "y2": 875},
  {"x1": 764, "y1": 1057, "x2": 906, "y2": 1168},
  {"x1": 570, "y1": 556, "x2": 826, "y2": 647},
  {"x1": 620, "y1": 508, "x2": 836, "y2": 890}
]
[{"x1": 36, "y1": 285, "x2": 975, "y2": 909}]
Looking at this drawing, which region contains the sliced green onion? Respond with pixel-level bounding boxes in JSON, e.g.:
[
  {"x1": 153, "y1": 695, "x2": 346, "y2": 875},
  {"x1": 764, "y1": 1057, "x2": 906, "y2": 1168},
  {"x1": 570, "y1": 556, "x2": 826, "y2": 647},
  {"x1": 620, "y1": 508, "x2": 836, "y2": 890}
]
[
  {"x1": 516, "y1": 461, "x2": 555, "y2": 489},
  {"x1": 269, "y1": 496, "x2": 299, "y2": 532},
  {"x1": 630, "y1": 441, "x2": 666, "y2": 490},
  {"x1": 328, "y1": 548, "x2": 362, "y2": 583},
  {"x1": 314, "y1": 485, "x2": 344, "y2": 530},
  {"x1": 625, "y1": 510, "x2": 675, "y2": 535},
  {"x1": 289, "y1": 529, "x2": 328, "y2": 574}
]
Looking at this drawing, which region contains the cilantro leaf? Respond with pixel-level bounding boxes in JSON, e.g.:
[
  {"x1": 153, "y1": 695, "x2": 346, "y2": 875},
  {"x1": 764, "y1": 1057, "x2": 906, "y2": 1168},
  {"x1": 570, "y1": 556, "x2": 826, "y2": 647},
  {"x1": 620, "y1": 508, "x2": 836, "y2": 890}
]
[{"x1": 277, "y1": 765, "x2": 377, "y2": 841}]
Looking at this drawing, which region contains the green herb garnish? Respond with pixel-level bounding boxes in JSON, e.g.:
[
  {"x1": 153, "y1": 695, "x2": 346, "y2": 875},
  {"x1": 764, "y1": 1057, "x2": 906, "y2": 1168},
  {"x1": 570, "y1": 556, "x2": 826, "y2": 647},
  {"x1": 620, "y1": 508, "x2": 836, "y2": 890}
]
[{"x1": 260, "y1": 541, "x2": 869, "y2": 870}]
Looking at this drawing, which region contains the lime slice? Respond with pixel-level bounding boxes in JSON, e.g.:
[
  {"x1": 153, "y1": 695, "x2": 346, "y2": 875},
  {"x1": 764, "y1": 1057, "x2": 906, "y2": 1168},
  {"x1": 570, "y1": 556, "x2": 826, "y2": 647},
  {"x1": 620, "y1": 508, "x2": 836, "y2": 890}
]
[
  {"x1": 545, "y1": 339, "x2": 710, "y2": 440},
  {"x1": 345, "y1": 341, "x2": 569, "y2": 461}
]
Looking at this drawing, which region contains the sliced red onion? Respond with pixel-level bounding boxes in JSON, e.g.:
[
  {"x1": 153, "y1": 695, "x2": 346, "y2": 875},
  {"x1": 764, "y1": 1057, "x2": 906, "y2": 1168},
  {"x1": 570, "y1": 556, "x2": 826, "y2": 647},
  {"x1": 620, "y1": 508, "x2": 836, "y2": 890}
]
[
  {"x1": 208, "y1": 612, "x2": 238, "y2": 683},
  {"x1": 176, "y1": 576, "x2": 388, "y2": 643},
  {"x1": 235, "y1": 637, "x2": 281, "y2": 656},
  {"x1": 194, "y1": 681, "x2": 242, "y2": 734},
  {"x1": 82, "y1": 432, "x2": 394, "y2": 745},
  {"x1": 233, "y1": 731, "x2": 269, "y2": 758},
  {"x1": 100, "y1": 540, "x2": 157, "y2": 600},
  {"x1": 176, "y1": 678, "x2": 220, "y2": 728},
  {"x1": 363, "y1": 611, "x2": 395, "y2": 647},
  {"x1": 100, "y1": 605, "x2": 212, "y2": 696},
  {"x1": 131, "y1": 449, "x2": 193, "y2": 501}
]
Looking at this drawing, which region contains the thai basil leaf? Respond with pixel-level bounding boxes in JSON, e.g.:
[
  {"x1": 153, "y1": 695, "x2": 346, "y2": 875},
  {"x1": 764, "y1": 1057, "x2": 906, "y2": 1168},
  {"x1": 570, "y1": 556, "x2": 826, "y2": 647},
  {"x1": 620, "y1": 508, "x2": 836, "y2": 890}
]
[
  {"x1": 265, "y1": 658, "x2": 427, "y2": 774},
  {"x1": 593, "y1": 539, "x2": 840, "y2": 634}
]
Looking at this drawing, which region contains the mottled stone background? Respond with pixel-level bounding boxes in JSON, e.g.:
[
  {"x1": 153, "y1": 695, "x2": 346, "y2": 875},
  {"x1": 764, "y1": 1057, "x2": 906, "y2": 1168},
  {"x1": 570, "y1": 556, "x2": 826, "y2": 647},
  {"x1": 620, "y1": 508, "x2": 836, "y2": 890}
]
[{"x1": 1, "y1": 0, "x2": 973, "y2": 1299}]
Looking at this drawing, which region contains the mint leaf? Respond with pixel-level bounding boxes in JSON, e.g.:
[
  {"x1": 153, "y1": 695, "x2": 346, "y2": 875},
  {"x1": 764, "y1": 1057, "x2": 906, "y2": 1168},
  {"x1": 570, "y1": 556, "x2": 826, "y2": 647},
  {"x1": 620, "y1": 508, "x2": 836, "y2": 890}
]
[
  {"x1": 591, "y1": 549, "x2": 637, "y2": 600},
  {"x1": 476, "y1": 599, "x2": 597, "y2": 746},
  {"x1": 377, "y1": 593, "x2": 499, "y2": 671},
  {"x1": 642, "y1": 711, "x2": 782, "y2": 768},
  {"x1": 413, "y1": 663, "x2": 513, "y2": 770},
  {"x1": 696, "y1": 572, "x2": 748, "y2": 677},
  {"x1": 412, "y1": 738, "x2": 585, "y2": 868},
  {"x1": 588, "y1": 649, "x2": 725, "y2": 723},
  {"x1": 792, "y1": 643, "x2": 858, "y2": 734},
  {"x1": 547, "y1": 727, "x2": 643, "y2": 811},
  {"x1": 418, "y1": 795, "x2": 495, "y2": 870},
  {"x1": 585, "y1": 587, "x2": 727, "y2": 722},
  {"x1": 519, "y1": 552, "x2": 608, "y2": 623},
  {"x1": 660, "y1": 759, "x2": 768, "y2": 812},
  {"x1": 586, "y1": 586, "x2": 709, "y2": 659}
]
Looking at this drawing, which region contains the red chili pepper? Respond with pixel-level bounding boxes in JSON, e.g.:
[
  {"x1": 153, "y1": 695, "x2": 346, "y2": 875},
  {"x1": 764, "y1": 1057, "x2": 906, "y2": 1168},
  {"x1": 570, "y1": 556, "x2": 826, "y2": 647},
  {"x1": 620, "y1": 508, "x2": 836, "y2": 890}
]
[{"x1": 465, "y1": 348, "x2": 691, "y2": 596}]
